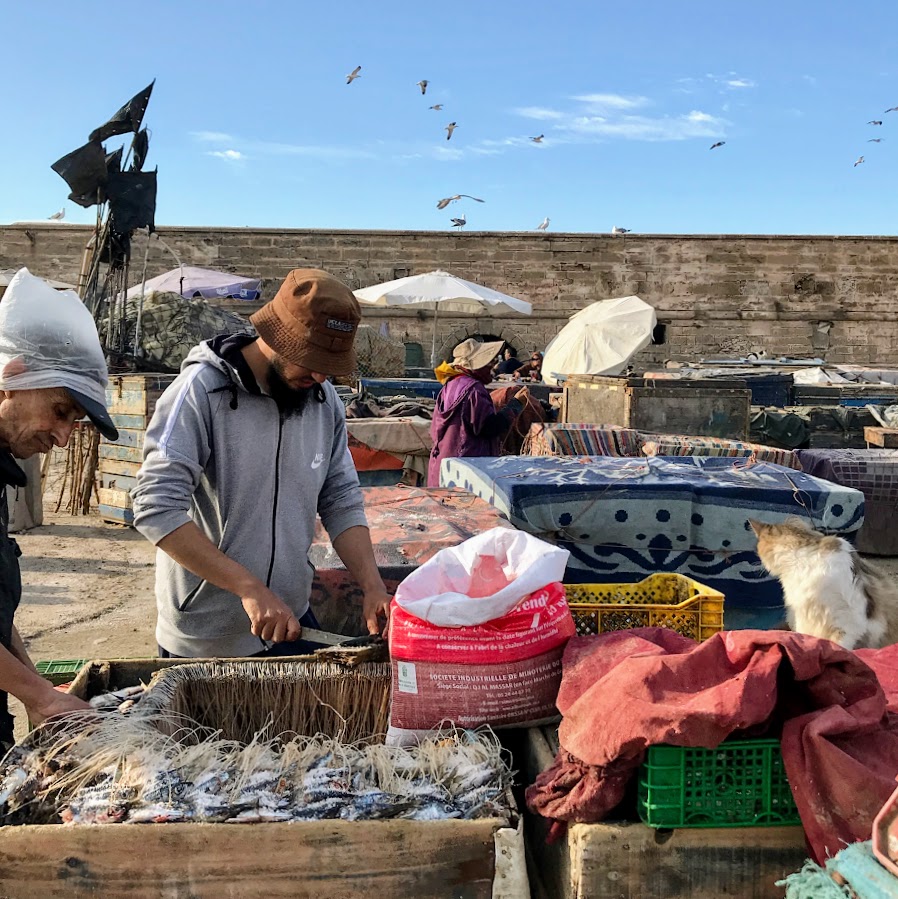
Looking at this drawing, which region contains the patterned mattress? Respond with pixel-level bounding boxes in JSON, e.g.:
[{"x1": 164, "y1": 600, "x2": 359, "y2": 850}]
[{"x1": 440, "y1": 455, "x2": 865, "y2": 629}]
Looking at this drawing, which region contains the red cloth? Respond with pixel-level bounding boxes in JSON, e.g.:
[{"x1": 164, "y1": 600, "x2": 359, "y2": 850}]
[{"x1": 525, "y1": 628, "x2": 898, "y2": 863}]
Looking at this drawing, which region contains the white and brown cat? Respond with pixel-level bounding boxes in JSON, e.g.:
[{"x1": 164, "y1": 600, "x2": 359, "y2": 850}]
[{"x1": 750, "y1": 517, "x2": 898, "y2": 650}]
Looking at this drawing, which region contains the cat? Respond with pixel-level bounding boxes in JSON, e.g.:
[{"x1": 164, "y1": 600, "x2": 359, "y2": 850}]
[{"x1": 749, "y1": 517, "x2": 898, "y2": 650}]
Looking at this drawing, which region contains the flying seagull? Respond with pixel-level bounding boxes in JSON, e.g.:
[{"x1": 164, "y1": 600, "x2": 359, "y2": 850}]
[
  {"x1": 445, "y1": 122, "x2": 457, "y2": 140},
  {"x1": 436, "y1": 194, "x2": 485, "y2": 210},
  {"x1": 346, "y1": 66, "x2": 361, "y2": 85},
  {"x1": 868, "y1": 120, "x2": 883, "y2": 126},
  {"x1": 868, "y1": 138, "x2": 884, "y2": 143},
  {"x1": 48, "y1": 208, "x2": 65, "y2": 221},
  {"x1": 710, "y1": 141, "x2": 726, "y2": 150},
  {"x1": 531, "y1": 134, "x2": 544, "y2": 143},
  {"x1": 451, "y1": 214, "x2": 466, "y2": 229},
  {"x1": 886, "y1": 106, "x2": 898, "y2": 113},
  {"x1": 611, "y1": 226, "x2": 630, "y2": 235},
  {"x1": 417, "y1": 80, "x2": 429, "y2": 95},
  {"x1": 537, "y1": 217, "x2": 550, "y2": 231},
  {"x1": 429, "y1": 104, "x2": 443, "y2": 111},
  {"x1": 854, "y1": 156, "x2": 865, "y2": 167}
]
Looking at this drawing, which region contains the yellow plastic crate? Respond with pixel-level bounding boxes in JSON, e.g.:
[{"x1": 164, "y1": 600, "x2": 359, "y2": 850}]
[{"x1": 565, "y1": 574, "x2": 725, "y2": 642}]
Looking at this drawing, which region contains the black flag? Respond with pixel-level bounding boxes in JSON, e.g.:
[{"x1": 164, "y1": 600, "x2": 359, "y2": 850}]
[
  {"x1": 106, "y1": 169, "x2": 157, "y2": 235},
  {"x1": 105, "y1": 146, "x2": 124, "y2": 174},
  {"x1": 89, "y1": 80, "x2": 155, "y2": 143},
  {"x1": 51, "y1": 139, "x2": 107, "y2": 205},
  {"x1": 131, "y1": 128, "x2": 150, "y2": 172}
]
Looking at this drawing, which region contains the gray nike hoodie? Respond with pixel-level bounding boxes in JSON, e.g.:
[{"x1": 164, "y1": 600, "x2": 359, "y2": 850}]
[{"x1": 131, "y1": 338, "x2": 368, "y2": 657}]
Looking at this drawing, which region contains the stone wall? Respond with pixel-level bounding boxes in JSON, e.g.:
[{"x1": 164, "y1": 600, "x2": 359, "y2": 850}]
[{"x1": 2, "y1": 223, "x2": 897, "y2": 367}]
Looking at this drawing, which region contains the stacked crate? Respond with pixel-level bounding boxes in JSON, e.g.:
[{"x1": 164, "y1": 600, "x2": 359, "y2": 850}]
[{"x1": 98, "y1": 373, "x2": 175, "y2": 525}]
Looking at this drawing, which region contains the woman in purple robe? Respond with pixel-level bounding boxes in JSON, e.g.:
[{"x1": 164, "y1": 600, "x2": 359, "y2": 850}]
[{"x1": 428, "y1": 338, "x2": 529, "y2": 487}]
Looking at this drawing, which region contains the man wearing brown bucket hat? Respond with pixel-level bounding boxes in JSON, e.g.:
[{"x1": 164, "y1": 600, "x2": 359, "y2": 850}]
[{"x1": 133, "y1": 269, "x2": 391, "y2": 658}]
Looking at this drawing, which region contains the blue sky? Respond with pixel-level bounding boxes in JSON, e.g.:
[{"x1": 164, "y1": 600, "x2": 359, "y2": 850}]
[{"x1": 2, "y1": 0, "x2": 897, "y2": 234}]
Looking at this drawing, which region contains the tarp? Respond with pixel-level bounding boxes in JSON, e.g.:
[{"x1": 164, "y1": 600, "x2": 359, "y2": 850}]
[
  {"x1": 126, "y1": 266, "x2": 262, "y2": 301},
  {"x1": 525, "y1": 629, "x2": 898, "y2": 865},
  {"x1": 542, "y1": 295, "x2": 657, "y2": 386}
]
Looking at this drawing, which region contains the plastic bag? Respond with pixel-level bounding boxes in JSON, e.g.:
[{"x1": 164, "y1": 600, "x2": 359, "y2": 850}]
[
  {"x1": 387, "y1": 528, "x2": 575, "y2": 744},
  {"x1": 0, "y1": 268, "x2": 110, "y2": 410}
]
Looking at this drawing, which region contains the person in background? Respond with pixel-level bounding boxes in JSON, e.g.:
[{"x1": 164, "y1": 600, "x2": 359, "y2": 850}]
[
  {"x1": 132, "y1": 269, "x2": 391, "y2": 659},
  {"x1": 492, "y1": 346, "x2": 522, "y2": 378},
  {"x1": 515, "y1": 351, "x2": 544, "y2": 382},
  {"x1": 0, "y1": 269, "x2": 118, "y2": 746},
  {"x1": 429, "y1": 339, "x2": 529, "y2": 487}
]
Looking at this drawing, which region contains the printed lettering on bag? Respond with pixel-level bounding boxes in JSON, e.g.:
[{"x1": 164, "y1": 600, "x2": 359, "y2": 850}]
[{"x1": 326, "y1": 318, "x2": 354, "y2": 333}]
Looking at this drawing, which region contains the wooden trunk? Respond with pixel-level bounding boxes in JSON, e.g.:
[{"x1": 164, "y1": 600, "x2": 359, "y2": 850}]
[
  {"x1": 98, "y1": 374, "x2": 175, "y2": 525},
  {"x1": 562, "y1": 377, "x2": 750, "y2": 440},
  {"x1": 524, "y1": 728, "x2": 808, "y2": 899}
]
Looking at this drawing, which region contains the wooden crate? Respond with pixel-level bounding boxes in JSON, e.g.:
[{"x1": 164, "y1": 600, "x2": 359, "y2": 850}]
[
  {"x1": 562, "y1": 377, "x2": 750, "y2": 440},
  {"x1": 98, "y1": 374, "x2": 175, "y2": 525},
  {"x1": 0, "y1": 659, "x2": 529, "y2": 899},
  {"x1": 865, "y1": 427, "x2": 898, "y2": 448},
  {"x1": 524, "y1": 728, "x2": 808, "y2": 899}
]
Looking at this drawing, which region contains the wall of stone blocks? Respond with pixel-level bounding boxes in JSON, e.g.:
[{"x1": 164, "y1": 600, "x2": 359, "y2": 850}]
[{"x1": 2, "y1": 223, "x2": 897, "y2": 366}]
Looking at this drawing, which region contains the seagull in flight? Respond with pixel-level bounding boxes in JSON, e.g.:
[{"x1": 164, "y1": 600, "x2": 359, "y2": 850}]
[
  {"x1": 868, "y1": 138, "x2": 884, "y2": 143},
  {"x1": 854, "y1": 156, "x2": 865, "y2": 167},
  {"x1": 346, "y1": 66, "x2": 361, "y2": 84},
  {"x1": 710, "y1": 141, "x2": 726, "y2": 150},
  {"x1": 886, "y1": 106, "x2": 898, "y2": 113},
  {"x1": 436, "y1": 194, "x2": 485, "y2": 210},
  {"x1": 537, "y1": 217, "x2": 550, "y2": 231},
  {"x1": 429, "y1": 104, "x2": 443, "y2": 111},
  {"x1": 451, "y1": 214, "x2": 466, "y2": 229},
  {"x1": 417, "y1": 80, "x2": 429, "y2": 95},
  {"x1": 445, "y1": 122, "x2": 458, "y2": 140},
  {"x1": 48, "y1": 208, "x2": 65, "y2": 221},
  {"x1": 868, "y1": 120, "x2": 883, "y2": 126},
  {"x1": 531, "y1": 134, "x2": 544, "y2": 143},
  {"x1": 611, "y1": 226, "x2": 630, "y2": 235}
]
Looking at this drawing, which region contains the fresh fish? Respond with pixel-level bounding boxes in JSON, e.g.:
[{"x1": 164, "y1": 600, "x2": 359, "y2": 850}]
[
  {"x1": 292, "y1": 796, "x2": 346, "y2": 820},
  {"x1": 452, "y1": 763, "x2": 498, "y2": 794},
  {"x1": 340, "y1": 790, "x2": 410, "y2": 821},
  {"x1": 400, "y1": 801, "x2": 463, "y2": 821},
  {"x1": 0, "y1": 766, "x2": 28, "y2": 807}
]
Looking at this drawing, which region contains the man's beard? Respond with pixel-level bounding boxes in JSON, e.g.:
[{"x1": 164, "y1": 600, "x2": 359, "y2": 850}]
[{"x1": 267, "y1": 362, "x2": 314, "y2": 418}]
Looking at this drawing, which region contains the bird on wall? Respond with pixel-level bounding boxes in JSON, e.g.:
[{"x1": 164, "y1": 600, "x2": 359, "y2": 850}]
[
  {"x1": 612, "y1": 226, "x2": 630, "y2": 235},
  {"x1": 436, "y1": 194, "x2": 485, "y2": 210},
  {"x1": 868, "y1": 120, "x2": 883, "y2": 126},
  {"x1": 346, "y1": 66, "x2": 362, "y2": 84},
  {"x1": 429, "y1": 104, "x2": 443, "y2": 110},
  {"x1": 48, "y1": 208, "x2": 65, "y2": 221},
  {"x1": 854, "y1": 156, "x2": 865, "y2": 167},
  {"x1": 710, "y1": 141, "x2": 726, "y2": 150},
  {"x1": 531, "y1": 134, "x2": 544, "y2": 143},
  {"x1": 417, "y1": 80, "x2": 429, "y2": 95},
  {"x1": 451, "y1": 214, "x2": 466, "y2": 229},
  {"x1": 445, "y1": 122, "x2": 458, "y2": 140},
  {"x1": 537, "y1": 217, "x2": 550, "y2": 231}
]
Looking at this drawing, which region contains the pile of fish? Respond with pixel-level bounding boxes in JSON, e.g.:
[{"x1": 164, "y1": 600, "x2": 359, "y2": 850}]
[{"x1": 0, "y1": 716, "x2": 512, "y2": 826}]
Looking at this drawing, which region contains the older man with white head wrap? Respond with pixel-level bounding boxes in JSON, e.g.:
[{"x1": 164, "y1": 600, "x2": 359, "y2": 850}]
[{"x1": 0, "y1": 269, "x2": 119, "y2": 746}]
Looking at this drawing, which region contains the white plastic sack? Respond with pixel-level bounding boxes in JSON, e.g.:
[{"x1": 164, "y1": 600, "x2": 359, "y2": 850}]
[
  {"x1": 0, "y1": 268, "x2": 109, "y2": 409},
  {"x1": 393, "y1": 527, "x2": 570, "y2": 627}
]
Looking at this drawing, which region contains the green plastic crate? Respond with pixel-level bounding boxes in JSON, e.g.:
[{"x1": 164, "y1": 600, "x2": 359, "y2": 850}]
[
  {"x1": 637, "y1": 738, "x2": 801, "y2": 828},
  {"x1": 36, "y1": 659, "x2": 88, "y2": 686}
]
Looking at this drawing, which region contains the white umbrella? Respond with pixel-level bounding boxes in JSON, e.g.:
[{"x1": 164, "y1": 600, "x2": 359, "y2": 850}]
[
  {"x1": 542, "y1": 295, "x2": 657, "y2": 386},
  {"x1": 354, "y1": 270, "x2": 532, "y2": 367}
]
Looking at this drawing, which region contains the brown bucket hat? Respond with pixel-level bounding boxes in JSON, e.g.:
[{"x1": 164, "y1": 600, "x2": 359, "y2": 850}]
[{"x1": 250, "y1": 269, "x2": 361, "y2": 377}]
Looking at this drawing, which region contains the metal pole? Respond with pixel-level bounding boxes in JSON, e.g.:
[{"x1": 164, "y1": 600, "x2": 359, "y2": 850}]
[
  {"x1": 134, "y1": 228, "x2": 153, "y2": 357},
  {"x1": 430, "y1": 303, "x2": 440, "y2": 369}
]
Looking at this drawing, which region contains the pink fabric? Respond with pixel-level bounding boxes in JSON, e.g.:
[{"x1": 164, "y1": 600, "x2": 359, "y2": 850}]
[{"x1": 525, "y1": 628, "x2": 898, "y2": 862}]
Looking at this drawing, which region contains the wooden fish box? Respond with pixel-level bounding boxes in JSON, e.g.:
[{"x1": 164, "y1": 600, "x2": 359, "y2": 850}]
[
  {"x1": 98, "y1": 374, "x2": 175, "y2": 526},
  {"x1": 0, "y1": 659, "x2": 528, "y2": 899},
  {"x1": 562, "y1": 377, "x2": 750, "y2": 440},
  {"x1": 524, "y1": 727, "x2": 808, "y2": 899}
]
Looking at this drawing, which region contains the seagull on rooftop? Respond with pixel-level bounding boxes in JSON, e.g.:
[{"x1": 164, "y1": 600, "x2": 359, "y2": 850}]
[
  {"x1": 48, "y1": 208, "x2": 65, "y2": 221},
  {"x1": 868, "y1": 120, "x2": 883, "y2": 126},
  {"x1": 451, "y1": 214, "x2": 466, "y2": 229},
  {"x1": 854, "y1": 156, "x2": 865, "y2": 167},
  {"x1": 710, "y1": 141, "x2": 726, "y2": 150},
  {"x1": 417, "y1": 80, "x2": 429, "y2": 95},
  {"x1": 537, "y1": 217, "x2": 550, "y2": 231},
  {"x1": 531, "y1": 134, "x2": 544, "y2": 143},
  {"x1": 611, "y1": 226, "x2": 630, "y2": 235},
  {"x1": 868, "y1": 138, "x2": 884, "y2": 143},
  {"x1": 436, "y1": 194, "x2": 485, "y2": 210},
  {"x1": 445, "y1": 122, "x2": 458, "y2": 140},
  {"x1": 429, "y1": 104, "x2": 443, "y2": 111},
  {"x1": 346, "y1": 66, "x2": 361, "y2": 84}
]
